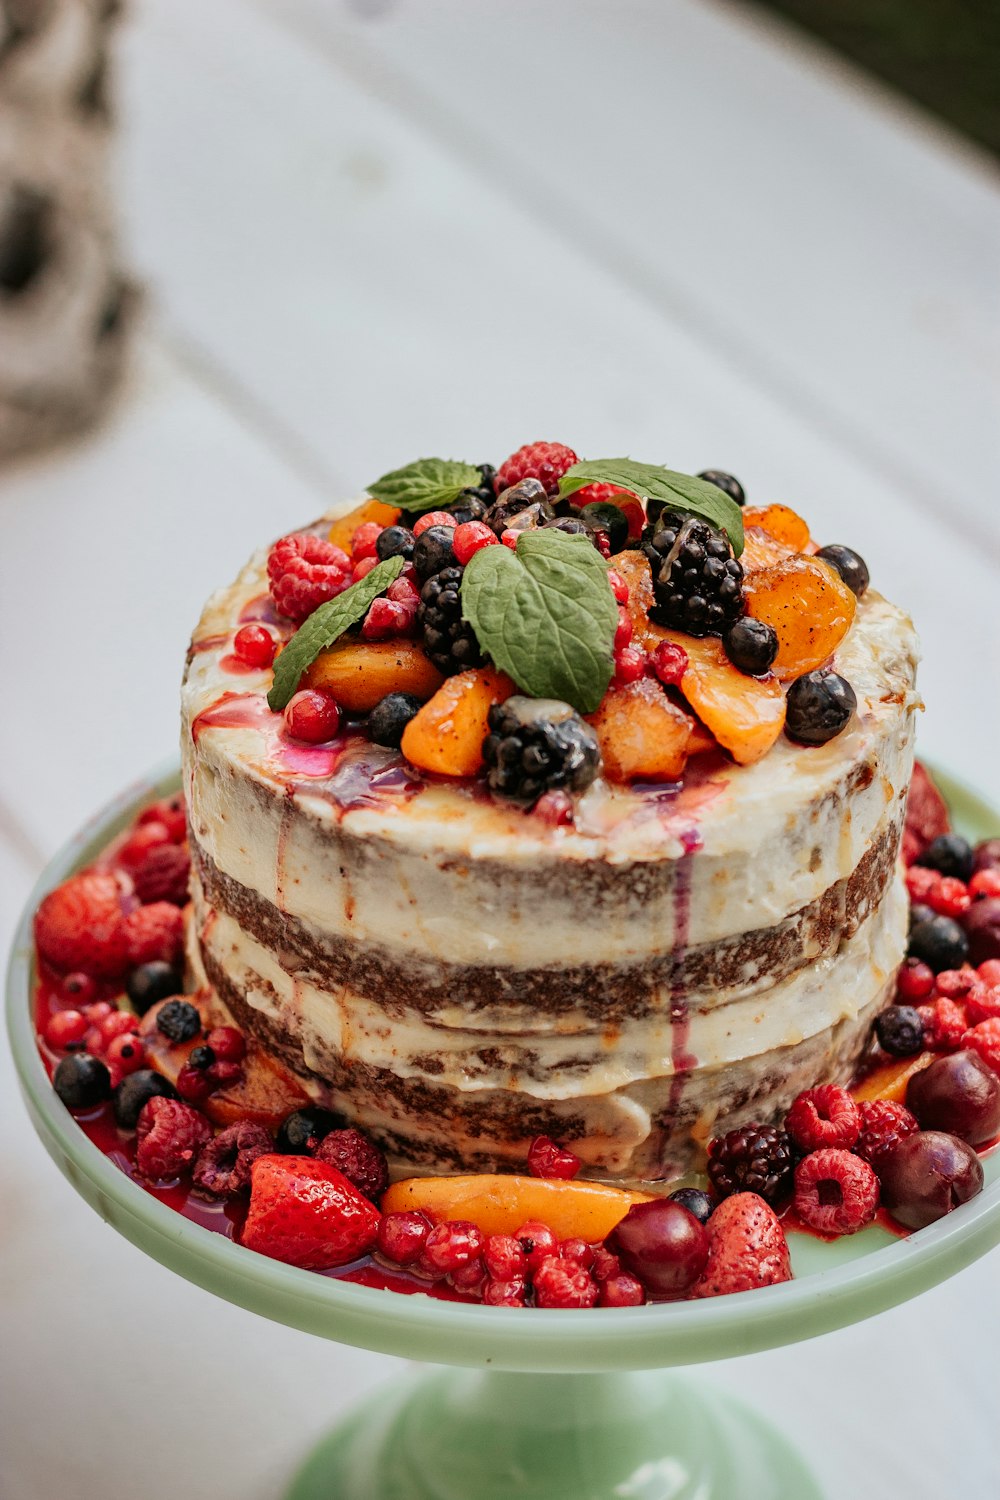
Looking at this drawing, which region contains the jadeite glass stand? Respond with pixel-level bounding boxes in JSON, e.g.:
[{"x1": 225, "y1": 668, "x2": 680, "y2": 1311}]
[{"x1": 8, "y1": 765, "x2": 1000, "y2": 1500}]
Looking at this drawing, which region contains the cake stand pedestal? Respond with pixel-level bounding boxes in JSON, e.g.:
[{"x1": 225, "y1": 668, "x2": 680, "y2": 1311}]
[{"x1": 7, "y1": 764, "x2": 1000, "y2": 1500}]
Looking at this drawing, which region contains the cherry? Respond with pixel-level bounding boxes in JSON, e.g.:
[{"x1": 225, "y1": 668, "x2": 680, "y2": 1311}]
[
  {"x1": 906, "y1": 1050, "x2": 1000, "y2": 1144},
  {"x1": 609, "y1": 1199, "x2": 708, "y2": 1298},
  {"x1": 963, "y1": 898, "x2": 1000, "y2": 966},
  {"x1": 877, "y1": 1130, "x2": 983, "y2": 1229}
]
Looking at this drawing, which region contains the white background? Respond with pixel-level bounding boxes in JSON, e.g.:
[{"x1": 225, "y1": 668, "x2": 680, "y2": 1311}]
[{"x1": 2, "y1": 2, "x2": 999, "y2": 1495}]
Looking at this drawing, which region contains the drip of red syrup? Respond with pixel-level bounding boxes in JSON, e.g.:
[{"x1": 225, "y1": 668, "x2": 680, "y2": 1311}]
[{"x1": 191, "y1": 693, "x2": 342, "y2": 778}]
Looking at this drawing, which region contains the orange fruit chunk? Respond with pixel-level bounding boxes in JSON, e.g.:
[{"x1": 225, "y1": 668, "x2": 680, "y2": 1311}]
[
  {"x1": 742, "y1": 504, "x2": 810, "y2": 551},
  {"x1": 382, "y1": 1174, "x2": 654, "y2": 1241},
  {"x1": 401, "y1": 667, "x2": 515, "y2": 777},
  {"x1": 742, "y1": 556, "x2": 856, "y2": 682},
  {"x1": 327, "y1": 499, "x2": 401, "y2": 553},
  {"x1": 302, "y1": 640, "x2": 444, "y2": 713},
  {"x1": 610, "y1": 550, "x2": 657, "y2": 646},
  {"x1": 652, "y1": 627, "x2": 786, "y2": 766},
  {"x1": 740, "y1": 525, "x2": 796, "y2": 575},
  {"x1": 852, "y1": 1053, "x2": 933, "y2": 1105},
  {"x1": 586, "y1": 677, "x2": 693, "y2": 782}
]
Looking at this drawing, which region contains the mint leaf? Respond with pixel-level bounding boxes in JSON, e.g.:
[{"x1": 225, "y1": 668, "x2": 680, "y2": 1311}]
[
  {"x1": 461, "y1": 531, "x2": 616, "y2": 714},
  {"x1": 266, "y1": 556, "x2": 405, "y2": 711},
  {"x1": 559, "y1": 458, "x2": 744, "y2": 556},
  {"x1": 368, "y1": 457, "x2": 482, "y2": 514}
]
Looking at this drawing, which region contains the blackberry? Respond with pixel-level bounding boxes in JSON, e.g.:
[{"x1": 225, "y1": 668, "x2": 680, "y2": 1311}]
[
  {"x1": 418, "y1": 566, "x2": 484, "y2": 675},
  {"x1": 914, "y1": 833, "x2": 974, "y2": 884},
  {"x1": 815, "y1": 544, "x2": 869, "y2": 599},
  {"x1": 155, "y1": 999, "x2": 202, "y2": 1043},
  {"x1": 642, "y1": 512, "x2": 743, "y2": 637},
  {"x1": 723, "y1": 617, "x2": 778, "y2": 676},
  {"x1": 707, "y1": 1123, "x2": 794, "y2": 1205},
  {"x1": 785, "y1": 671, "x2": 856, "y2": 745},
  {"x1": 450, "y1": 464, "x2": 497, "y2": 526},
  {"x1": 482, "y1": 696, "x2": 601, "y2": 805},
  {"x1": 697, "y1": 470, "x2": 745, "y2": 507}
]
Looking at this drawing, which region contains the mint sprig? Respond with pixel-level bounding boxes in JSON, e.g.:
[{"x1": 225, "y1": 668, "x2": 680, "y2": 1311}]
[
  {"x1": 559, "y1": 458, "x2": 744, "y2": 556},
  {"x1": 368, "y1": 457, "x2": 482, "y2": 514},
  {"x1": 461, "y1": 530, "x2": 617, "y2": 714},
  {"x1": 267, "y1": 556, "x2": 405, "y2": 711}
]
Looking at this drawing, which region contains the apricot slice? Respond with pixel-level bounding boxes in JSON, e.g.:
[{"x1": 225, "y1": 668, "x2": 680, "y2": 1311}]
[
  {"x1": 852, "y1": 1053, "x2": 933, "y2": 1106},
  {"x1": 327, "y1": 498, "x2": 401, "y2": 553},
  {"x1": 611, "y1": 551, "x2": 657, "y2": 646},
  {"x1": 401, "y1": 667, "x2": 515, "y2": 777},
  {"x1": 743, "y1": 556, "x2": 856, "y2": 681},
  {"x1": 742, "y1": 504, "x2": 810, "y2": 552},
  {"x1": 740, "y1": 525, "x2": 795, "y2": 575},
  {"x1": 302, "y1": 640, "x2": 444, "y2": 713},
  {"x1": 652, "y1": 627, "x2": 786, "y2": 766},
  {"x1": 381, "y1": 1174, "x2": 654, "y2": 1241},
  {"x1": 586, "y1": 677, "x2": 693, "y2": 782}
]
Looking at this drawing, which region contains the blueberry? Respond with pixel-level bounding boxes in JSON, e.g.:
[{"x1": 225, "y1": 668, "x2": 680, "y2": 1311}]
[
  {"x1": 875, "y1": 1005, "x2": 925, "y2": 1057},
  {"x1": 126, "y1": 961, "x2": 182, "y2": 1015},
  {"x1": 114, "y1": 1069, "x2": 177, "y2": 1129},
  {"x1": 909, "y1": 902, "x2": 936, "y2": 931},
  {"x1": 696, "y1": 470, "x2": 745, "y2": 507},
  {"x1": 723, "y1": 617, "x2": 778, "y2": 676},
  {"x1": 276, "y1": 1107, "x2": 346, "y2": 1154},
  {"x1": 412, "y1": 526, "x2": 456, "y2": 581},
  {"x1": 914, "y1": 833, "x2": 974, "y2": 884},
  {"x1": 375, "y1": 525, "x2": 416, "y2": 562},
  {"x1": 368, "y1": 692, "x2": 422, "y2": 749},
  {"x1": 785, "y1": 671, "x2": 857, "y2": 745},
  {"x1": 579, "y1": 501, "x2": 630, "y2": 554},
  {"x1": 155, "y1": 999, "x2": 202, "y2": 1043},
  {"x1": 189, "y1": 1044, "x2": 216, "y2": 1070},
  {"x1": 815, "y1": 545, "x2": 869, "y2": 599},
  {"x1": 908, "y1": 915, "x2": 969, "y2": 973},
  {"x1": 53, "y1": 1053, "x2": 111, "y2": 1110},
  {"x1": 668, "y1": 1187, "x2": 714, "y2": 1225}
]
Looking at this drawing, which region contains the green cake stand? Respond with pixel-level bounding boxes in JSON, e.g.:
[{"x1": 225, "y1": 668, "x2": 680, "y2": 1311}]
[{"x1": 7, "y1": 763, "x2": 1000, "y2": 1500}]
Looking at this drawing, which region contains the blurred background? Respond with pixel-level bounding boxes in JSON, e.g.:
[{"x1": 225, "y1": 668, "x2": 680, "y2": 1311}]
[{"x1": 1, "y1": 2, "x2": 998, "y2": 1496}]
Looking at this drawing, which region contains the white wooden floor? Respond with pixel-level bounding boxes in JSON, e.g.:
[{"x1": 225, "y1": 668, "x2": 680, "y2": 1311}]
[{"x1": 2, "y1": 2, "x2": 999, "y2": 1495}]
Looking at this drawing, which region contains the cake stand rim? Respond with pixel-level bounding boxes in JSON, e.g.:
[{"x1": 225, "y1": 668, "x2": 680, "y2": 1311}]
[{"x1": 7, "y1": 756, "x2": 1000, "y2": 1374}]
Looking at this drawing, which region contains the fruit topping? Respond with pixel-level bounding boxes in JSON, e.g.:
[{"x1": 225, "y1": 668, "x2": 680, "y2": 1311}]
[
  {"x1": 283, "y1": 688, "x2": 341, "y2": 743},
  {"x1": 876, "y1": 1130, "x2": 983, "y2": 1229},
  {"x1": 53, "y1": 1053, "x2": 112, "y2": 1110},
  {"x1": 650, "y1": 639, "x2": 690, "y2": 687},
  {"x1": 905, "y1": 1050, "x2": 1000, "y2": 1145},
  {"x1": 267, "y1": 532, "x2": 352, "y2": 622},
  {"x1": 902, "y1": 762, "x2": 951, "y2": 865},
  {"x1": 914, "y1": 834, "x2": 974, "y2": 883},
  {"x1": 962, "y1": 1018, "x2": 1000, "y2": 1074},
  {"x1": 114, "y1": 1069, "x2": 178, "y2": 1130},
  {"x1": 233, "y1": 624, "x2": 277, "y2": 669},
  {"x1": 126, "y1": 960, "x2": 182, "y2": 1014},
  {"x1": 420, "y1": 1220, "x2": 485, "y2": 1277},
  {"x1": 586, "y1": 677, "x2": 692, "y2": 783},
  {"x1": 689, "y1": 1193, "x2": 792, "y2": 1298},
  {"x1": 875, "y1": 1005, "x2": 925, "y2": 1057},
  {"x1": 598, "y1": 1273, "x2": 646, "y2": 1307},
  {"x1": 135, "y1": 1096, "x2": 212, "y2": 1181},
  {"x1": 532, "y1": 1255, "x2": 598, "y2": 1309},
  {"x1": 155, "y1": 999, "x2": 202, "y2": 1044},
  {"x1": 696, "y1": 469, "x2": 745, "y2": 507},
  {"x1": 786, "y1": 1084, "x2": 861, "y2": 1152},
  {"x1": 303, "y1": 638, "x2": 444, "y2": 714},
  {"x1": 743, "y1": 556, "x2": 856, "y2": 680},
  {"x1": 34, "y1": 872, "x2": 128, "y2": 979},
  {"x1": 642, "y1": 513, "x2": 744, "y2": 637},
  {"x1": 668, "y1": 1187, "x2": 714, "y2": 1224},
  {"x1": 854, "y1": 1099, "x2": 919, "y2": 1167},
  {"x1": 526, "y1": 1136, "x2": 582, "y2": 1180},
  {"x1": 242, "y1": 1155, "x2": 381, "y2": 1270},
  {"x1": 375, "y1": 524, "x2": 416, "y2": 562},
  {"x1": 130, "y1": 843, "x2": 191, "y2": 907},
  {"x1": 908, "y1": 914, "x2": 969, "y2": 973},
  {"x1": 814, "y1": 545, "x2": 869, "y2": 598},
  {"x1": 609, "y1": 1199, "x2": 709, "y2": 1298},
  {"x1": 276, "y1": 1106, "x2": 346, "y2": 1154},
  {"x1": 793, "y1": 1149, "x2": 879, "y2": 1235},
  {"x1": 483, "y1": 696, "x2": 602, "y2": 804},
  {"x1": 315, "y1": 1128, "x2": 389, "y2": 1203},
  {"x1": 707, "y1": 1123, "x2": 794, "y2": 1206},
  {"x1": 327, "y1": 499, "x2": 401, "y2": 554},
  {"x1": 722, "y1": 616, "x2": 779, "y2": 676},
  {"x1": 418, "y1": 565, "x2": 484, "y2": 675},
  {"x1": 192, "y1": 1121, "x2": 273, "y2": 1199},
  {"x1": 741, "y1": 504, "x2": 810, "y2": 550},
  {"x1": 44, "y1": 1009, "x2": 88, "y2": 1049},
  {"x1": 411, "y1": 524, "x2": 457, "y2": 581},
  {"x1": 495, "y1": 441, "x2": 579, "y2": 498},
  {"x1": 963, "y1": 899, "x2": 1000, "y2": 965},
  {"x1": 973, "y1": 840, "x2": 1000, "y2": 877},
  {"x1": 401, "y1": 667, "x2": 514, "y2": 777},
  {"x1": 380, "y1": 1175, "x2": 653, "y2": 1243},
  {"x1": 123, "y1": 902, "x2": 186, "y2": 968},
  {"x1": 107, "y1": 1032, "x2": 146, "y2": 1077},
  {"x1": 452, "y1": 520, "x2": 500, "y2": 566},
  {"x1": 657, "y1": 628, "x2": 786, "y2": 766},
  {"x1": 377, "y1": 1211, "x2": 432, "y2": 1266},
  {"x1": 784, "y1": 670, "x2": 857, "y2": 746}
]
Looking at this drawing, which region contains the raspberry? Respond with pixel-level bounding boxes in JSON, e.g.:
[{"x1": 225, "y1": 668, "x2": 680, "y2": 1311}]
[
  {"x1": 854, "y1": 1099, "x2": 919, "y2": 1166},
  {"x1": 905, "y1": 865, "x2": 939, "y2": 903},
  {"x1": 351, "y1": 521, "x2": 383, "y2": 560},
  {"x1": 785, "y1": 1084, "x2": 861, "y2": 1152},
  {"x1": 484, "y1": 1234, "x2": 528, "y2": 1281},
  {"x1": 421, "y1": 1220, "x2": 484, "y2": 1277},
  {"x1": 106, "y1": 1031, "x2": 146, "y2": 1076},
  {"x1": 34, "y1": 873, "x2": 129, "y2": 979},
  {"x1": 926, "y1": 876, "x2": 971, "y2": 920},
  {"x1": 138, "y1": 795, "x2": 187, "y2": 843},
  {"x1": 361, "y1": 597, "x2": 414, "y2": 641},
  {"x1": 526, "y1": 1135, "x2": 582, "y2": 1180},
  {"x1": 123, "y1": 902, "x2": 185, "y2": 967},
  {"x1": 917, "y1": 997, "x2": 968, "y2": 1051},
  {"x1": 267, "y1": 532, "x2": 351, "y2": 622},
  {"x1": 793, "y1": 1149, "x2": 879, "y2": 1235},
  {"x1": 896, "y1": 957, "x2": 935, "y2": 1002},
  {"x1": 589, "y1": 1245, "x2": 622, "y2": 1283},
  {"x1": 598, "y1": 1273, "x2": 645, "y2": 1307},
  {"x1": 118, "y1": 822, "x2": 172, "y2": 875},
  {"x1": 980, "y1": 960, "x2": 1000, "y2": 987},
  {"x1": 650, "y1": 640, "x2": 689, "y2": 688},
  {"x1": 707, "y1": 1123, "x2": 794, "y2": 1205},
  {"x1": 495, "y1": 442, "x2": 578, "y2": 497},
  {"x1": 192, "y1": 1121, "x2": 272, "y2": 1198},
  {"x1": 962, "y1": 1018, "x2": 1000, "y2": 1074},
  {"x1": 935, "y1": 967, "x2": 978, "y2": 999},
  {"x1": 965, "y1": 986, "x2": 1000, "y2": 1026},
  {"x1": 135, "y1": 1096, "x2": 211, "y2": 1180},
  {"x1": 532, "y1": 1254, "x2": 598, "y2": 1309},
  {"x1": 376, "y1": 1211, "x2": 431, "y2": 1266},
  {"x1": 205, "y1": 1026, "x2": 246, "y2": 1062},
  {"x1": 613, "y1": 643, "x2": 647, "y2": 685},
  {"x1": 352, "y1": 555, "x2": 378, "y2": 583},
  {"x1": 514, "y1": 1220, "x2": 559, "y2": 1271},
  {"x1": 283, "y1": 689, "x2": 341, "y2": 743},
  {"x1": 413, "y1": 510, "x2": 457, "y2": 536},
  {"x1": 971, "y1": 870, "x2": 1000, "y2": 899},
  {"x1": 44, "y1": 1009, "x2": 88, "y2": 1049},
  {"x1": 482, "y1": 1277, "x2": 528, "y2": 1307},
  {"x1": 233, "y1": 624, "x2": 277, "y2": 669},
  {"x1": 131, "y1": 844, "x2": 190, "y2": 906},
  {"x1": 315, "y1": 1128, "x2": 389, "y2": 1202}
]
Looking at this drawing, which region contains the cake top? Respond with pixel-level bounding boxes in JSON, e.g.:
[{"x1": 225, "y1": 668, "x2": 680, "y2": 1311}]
[{"x1": 182, "y1": 444, "x2": 920, "y2": 858}]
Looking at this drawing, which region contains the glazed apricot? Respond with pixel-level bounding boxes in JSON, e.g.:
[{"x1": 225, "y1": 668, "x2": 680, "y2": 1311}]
[
  {"x1": 302, "y1": 640, "x2": 444, "y2": 713},
  {"x1": 610, "y1": 550, "x2": 657, "y2": 646},
  {"x1": 327, "y1": 498, "x2": 401, "y2": 553},
  {"x1": 652, "y1": 628, "x2": 786, "y2": 766},
  {"x1": 586, "y1": 677, "x2": 693, "y2": 782},
  {"x1": 742, "y1": 504, "x2": 810, "y2": 552},
  {"x1": 740, "y1": 525, "x2": 795, "y2": 575},
  {"x1": 401, "y1": 667, "x2": 515, "y2": 777},
  {"x1": 381, "y1": 1174, "x2": 654, "y2": 1241},
  {"x1": 852, "y1": 1054, "x2": 933, "y2": 1106},
  {"x1": 742, "y1": 556, "x2": 856, "y2": 681}
]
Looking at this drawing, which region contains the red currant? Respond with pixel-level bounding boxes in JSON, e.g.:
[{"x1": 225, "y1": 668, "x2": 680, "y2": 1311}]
[
  {"x1": 614, "y1": 608, "x2": 633, "y2": 651},
  {"x1": 377, "y1": 1211, "x2": 431, "y2": 1266},
  {"x1": 613, "y1": 644, "x2": 647, "y2": 685},
  {"x1": 971, "y1": 870, "x2": 1000, "y2": 899},
  {"x1": 607, "y1": 569, "x2": 629, "y2": 605},
  {"x1": 483, "y1": 1234, "x2": 528, "y2": 1281},
  {"x1": 61, "y1": 972, "x2": 97, "y2": 1005},
  {"x1": 284, "y1": 690, "x2": 341, "y2": 743},
  {"x1": 896, "y1": 957, "x2": 935, "y2": 1002},
  {"x1": 233, "y1": 624, "x2": 277, "y2": 669},
  {"x1": 527, "y1": 1135, "x2": 582, "y2": 1180},
  {"x1": 205, "y1": 1026, "x2": 246, "y2": 1063},
  {"x1": 650, "y1": 640, "x2": 689, "y2": 688},
  {"x1": 176, "y1": 1064, "x2": 215, "y2": 1104},
  {"x1": 421, "y1": 1220, "x2": 484, "y2": 1276},
  {"x1": 99, "y1": 1010, "x2": 138, "y2": 1046},
  {"x1": 598, "y1": 1273, "x2": 645, "y2": 1307},
  {"x1": 44, "y1": 1009, "x2": 88, "y2": 1049},
  {"x1": 452, "y1": 521, "x2": 499, "y2": 566},
  {"x1": 106, "y1": 1032, "x2": 146, "y2": 1075},
  {"x1": 514, "y1": 1220, "x2": 558, "y2": 1271}
]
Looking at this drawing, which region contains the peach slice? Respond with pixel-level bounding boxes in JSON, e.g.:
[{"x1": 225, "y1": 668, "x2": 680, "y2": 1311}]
[
  {"x1": 401, "y1": 667, "x2": 515, "y2": 777},
  {"x1": 742, "y1": 504, "x2": 810, "y2": 552},
  {"x1": 742, "y1": 556, "x2": 856, "y2": 681},
  {"x1": 302, "y1": 639, "x2": 444, "y2": 713},
  {"x1": 852, "y1": 1053, "x2": 934, "y2": 1106},
  {"x1": 740, "y1": 525, "x2": 796, "y2": 575},
  {"x1": 611, "y1": 550, "x2": 657, "y2": 646},
  {"x1": 586, "y1": 677, "x2": 693, "y2": 782},
  {"x1": 327, "y1": 499, "x2": 401, "y2": 553},
  {"x1": 652, "y1": 627, "x2": 786, "y2": 766},
  {"x1": 381, "y1": 1174, "x2": 654, "y2": 1241}
]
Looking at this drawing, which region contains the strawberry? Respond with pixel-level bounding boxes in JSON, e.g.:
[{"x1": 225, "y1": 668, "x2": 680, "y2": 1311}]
[
  {"x1": 242, "y1": 1155, "x2": 381, "y2": 1269},
  {"x1": 689, "y1": 1192, "x2": 791, "y2": 1299},
  {"x1": 902, "y1": 761, "x2": 950, "y2": 866},
  {"x1": 34, "y1": 872, "x2": 130, "y2": 979}
]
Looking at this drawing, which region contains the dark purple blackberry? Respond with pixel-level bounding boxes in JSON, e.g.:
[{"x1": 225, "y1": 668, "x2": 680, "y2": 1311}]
[
  {"x1": 482, "y1": 696, "x2": 601, "y2": 805},
  {"x1": 707, "y1": 1123, "x2": 794, "y2": 1205},
  {"x1": 418, "y1": 565, "x2": 484, "y2": 675},
  {"x1": 696, "y1": 469, "x2": 745, "y2": 507},
  {"x1": 641, "y1": 512, "x2": 743, "y2": 637}
]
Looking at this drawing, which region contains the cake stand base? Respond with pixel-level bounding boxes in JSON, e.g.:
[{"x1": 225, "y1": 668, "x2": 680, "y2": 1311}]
[{"x1": 287, "y1": 1369, "x2": 822, "y2": 1500}]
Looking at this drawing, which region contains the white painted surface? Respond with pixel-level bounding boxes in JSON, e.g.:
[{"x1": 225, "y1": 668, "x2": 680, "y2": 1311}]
[{"x1": 1, "y1": 1, "x2": 998, "y2": 1495}]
